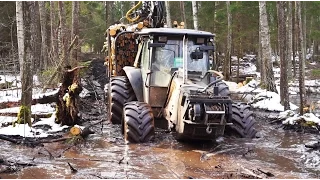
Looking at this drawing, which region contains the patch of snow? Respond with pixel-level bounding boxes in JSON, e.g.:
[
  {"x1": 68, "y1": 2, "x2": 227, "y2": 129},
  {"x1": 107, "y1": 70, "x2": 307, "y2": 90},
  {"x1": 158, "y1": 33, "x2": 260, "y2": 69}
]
[
  {"x1": 282, "y1": 112, "x2": 320, "y2": 126},
  {"x1": 250, "y1": 91, "x2": 298, "y2": 112},
  {"x1": 0, "y1": 124, "x2": 48, "y2": 138},
  {"x1": 0, "y1": 104, "x2": 55, "y2": 114},
  {"x1": 79, "y1": 87, "x2": 90, "y2": 98},
  {"x1": 0, "y1": 116, "x2": 18, "y2": 127}
]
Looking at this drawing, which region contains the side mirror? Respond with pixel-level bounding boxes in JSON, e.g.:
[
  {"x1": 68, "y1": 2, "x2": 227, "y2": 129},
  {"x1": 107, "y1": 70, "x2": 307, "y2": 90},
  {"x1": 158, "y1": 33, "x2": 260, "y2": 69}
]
[{"x1": 191, "y1": 51, "x2": 203, "y2": 59}]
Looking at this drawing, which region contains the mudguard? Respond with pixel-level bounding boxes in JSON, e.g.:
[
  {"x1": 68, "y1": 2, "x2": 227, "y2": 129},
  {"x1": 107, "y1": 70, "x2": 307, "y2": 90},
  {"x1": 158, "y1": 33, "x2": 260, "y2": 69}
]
[{"x1": 123, "y1": 66, "x2": 144, "y2": 102}]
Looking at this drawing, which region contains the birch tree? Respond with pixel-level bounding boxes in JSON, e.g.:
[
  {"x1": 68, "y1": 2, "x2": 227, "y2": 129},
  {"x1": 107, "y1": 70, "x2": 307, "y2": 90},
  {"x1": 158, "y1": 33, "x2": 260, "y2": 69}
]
[
  {"x1": 192, "y1": 1, "x2": 198, "y2": 30},
  {"x1": 277, "y1": 1, "x2": 290, "y2": 110},
  {"x1": 259, "y1": 1, "x2": 277, "y2": 93},
  {"x1": 297, "y1": 1, "x2": 306, "y2": 115},
  {"x1": 16, "y1": 1, "x2": 24, "y2": 78},
  {"x1": 165, "y1": 1, "x2": 172, "y2": 28},
  {"x1": 15, "y1": 1, "x2": 33, "y2": 126},
  {"x1": 223, "y1": 1, "x2": 232, "y2": 81},
  {"x1": 39, "y1": 1, "x2": 48, "y2": 70}
]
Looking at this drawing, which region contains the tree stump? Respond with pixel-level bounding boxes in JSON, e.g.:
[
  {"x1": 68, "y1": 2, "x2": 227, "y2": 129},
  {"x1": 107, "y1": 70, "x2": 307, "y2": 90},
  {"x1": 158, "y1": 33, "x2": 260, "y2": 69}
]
[{"x1": 55, "y1": 65, "x2": 84, "y2": 126}]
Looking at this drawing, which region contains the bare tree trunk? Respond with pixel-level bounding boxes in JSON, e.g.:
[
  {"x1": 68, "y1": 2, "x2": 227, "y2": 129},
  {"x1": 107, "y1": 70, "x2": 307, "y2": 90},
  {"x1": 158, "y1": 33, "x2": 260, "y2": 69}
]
[
  {"x1": 303, "y1": 2, "x2": 307, "y2": 59},
  {"x1": 277, "y1": 1, "x2": 290, "y2": 110},
  {"x1": 58, "y1": 1, "x2": 68, "y2": 67},
  {"x1": 259, "y1": 1, "x2": 277, "y2": 92},
  {"x1": 108, "y1": 1, "x2": 115, "y2": 25},
  {"x1": 105, "y1": 1, "x2": 109, "y2": 27},
  {"x1": 30, "y1": 2, "x2": 41, "y2": 74},
  {"x1": 39, "y1": 1, "x2": 48, "y2": 70},
  {"x1": 50, "y1": 1, "x2": 58, "y2": 65},
  {"x1": 71, "y1": 1, "x2": 79, "y2": 66},
  {"x1": 223, "y1": 1, "x2": 232, "y2": 81},
  {"x1": 192, "y1": 1, "x2": 198, "y2": 30},
  {"x1": 16, "y1": 1, "x2": 33, "y2": 126},
  {"x1": 287, "y1": 2, "x2": 293, "y2": 80},
  {"x1": 16, "y1": 1, "x2": 24, "y2": 79},
  {"x1": 297, "y1": 1, "x2": 306, "y2": 115},
  {"x1": 257, "y1": 24, "x2": 262, "y2": 73},
  {"x1": 120, "y1": 2, "x2": 124, "y2": 18},
  {"x1": 165, "y1": 1, "x2": 172, "y2": 28},
  {"x1": 292, "y1": 2, "x2": 297, "y2": 77},
  {"x1": 180, "y1": 1, "x2": 187, "y2": 28}
]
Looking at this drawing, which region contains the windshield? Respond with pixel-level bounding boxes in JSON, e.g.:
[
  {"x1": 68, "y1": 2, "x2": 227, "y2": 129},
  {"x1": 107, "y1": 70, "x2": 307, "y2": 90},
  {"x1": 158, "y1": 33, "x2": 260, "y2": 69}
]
[{"x1": 152, "y1": 39, "x2": 209, "y2": 74}]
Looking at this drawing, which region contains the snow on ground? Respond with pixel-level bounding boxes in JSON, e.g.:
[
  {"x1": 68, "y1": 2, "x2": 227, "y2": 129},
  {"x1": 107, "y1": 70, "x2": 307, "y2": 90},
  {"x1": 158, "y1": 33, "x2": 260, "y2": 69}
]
[
  {"x1": 0, "y1": 74, "x2": 71, "y2": 138},
  {"x1": 279, "y1": 110, "x2": 320, "y2": 128},
  {"x1": 0, "y1": 59, "x2": 320, "y2": 137}
]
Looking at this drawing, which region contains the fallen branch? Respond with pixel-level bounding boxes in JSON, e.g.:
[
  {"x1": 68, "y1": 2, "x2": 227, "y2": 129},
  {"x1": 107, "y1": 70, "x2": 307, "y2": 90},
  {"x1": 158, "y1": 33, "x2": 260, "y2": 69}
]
[
  {"x1": 0, "y1": 134, "x2": 19, "y2": 144},
  {"x1": 238, "y1": 164, "x2": 263, "y2": 179},
  {"x1": 0, "y1": 112, "x2": 52, "y2": 119},
  {"x1": 61, "y1": 157, "x2": 118, "y2": 163},
  {"x1": 67, "y1": 162, "x2": 78, "y2": 173},
  {"x1": 305, "y1": 141, "x2": 320, "y2": 150},
  {"x1": 257, "y1": 168, "x2": 274, "y2": 177},
  {"x1": 118, "y1": 157, "x2": 124, "y2": 164}
]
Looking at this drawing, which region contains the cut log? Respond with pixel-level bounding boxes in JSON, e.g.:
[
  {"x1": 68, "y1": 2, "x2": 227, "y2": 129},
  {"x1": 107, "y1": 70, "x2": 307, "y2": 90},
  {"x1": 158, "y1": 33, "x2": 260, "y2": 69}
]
[{"x1": 0, "y1": 90, "x2": 58, "y2": 109}]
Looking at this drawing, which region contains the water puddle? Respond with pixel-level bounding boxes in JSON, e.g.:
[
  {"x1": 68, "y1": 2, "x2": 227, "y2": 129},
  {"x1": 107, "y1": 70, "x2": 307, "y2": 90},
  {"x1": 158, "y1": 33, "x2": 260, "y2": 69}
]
[{"x1": 1, "y1": 109, "x2": 320, "y2": 179}]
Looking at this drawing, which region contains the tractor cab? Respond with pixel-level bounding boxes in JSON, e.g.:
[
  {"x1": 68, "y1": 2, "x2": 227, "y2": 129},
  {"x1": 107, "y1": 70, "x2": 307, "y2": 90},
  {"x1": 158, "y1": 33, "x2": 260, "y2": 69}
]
[{"x1": 131, "y1": 28, "x2": 216, "y2": 116}]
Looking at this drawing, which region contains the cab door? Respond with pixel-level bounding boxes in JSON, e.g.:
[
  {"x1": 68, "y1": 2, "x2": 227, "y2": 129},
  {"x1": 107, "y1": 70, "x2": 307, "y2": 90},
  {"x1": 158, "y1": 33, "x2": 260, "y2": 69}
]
[{"x1": 140, "y1": 40, "x2": 151, "y2": 104}]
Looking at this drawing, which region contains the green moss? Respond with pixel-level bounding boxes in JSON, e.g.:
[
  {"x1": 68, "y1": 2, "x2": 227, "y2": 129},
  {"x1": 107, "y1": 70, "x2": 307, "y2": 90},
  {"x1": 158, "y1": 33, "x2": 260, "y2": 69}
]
[
  {"x1": 13, "y1": 105, "x2": 32, "y2": 127},
  {"x1": 79, "y1": 60, "x2": 91, "y2": 67},
  {"x1": 69, "y1": 83, "x2": 78, "y2": 93},
  {"x1": 38, "y1": 67, "x2": 58, "y2": 86},
  {"x1": 301, "y1": 121, "x2": 317, "y2": 127},
  {"x1": 311, "y1": 69, "x2": 320, "y2": 78}
]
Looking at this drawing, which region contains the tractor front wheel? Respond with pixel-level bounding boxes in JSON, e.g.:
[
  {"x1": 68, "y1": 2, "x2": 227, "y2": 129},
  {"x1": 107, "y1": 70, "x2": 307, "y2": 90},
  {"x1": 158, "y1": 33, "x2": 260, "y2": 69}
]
[
  {"x1": 123, "y1": 102, "x2": 155, "y2": 143},
  {"x1": 226, "y1": 102, "x2": 258, "y2": 138},
  {"x1": 108, "y1": 76, "x2": 136, "y2": 124}
]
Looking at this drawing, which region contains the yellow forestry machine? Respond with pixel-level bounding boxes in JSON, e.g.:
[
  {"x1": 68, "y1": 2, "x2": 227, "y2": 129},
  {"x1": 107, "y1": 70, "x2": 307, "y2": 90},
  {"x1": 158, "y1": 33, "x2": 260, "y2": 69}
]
[{"x1": 103, "y1": 1, "x2": 258, "y2": 143}]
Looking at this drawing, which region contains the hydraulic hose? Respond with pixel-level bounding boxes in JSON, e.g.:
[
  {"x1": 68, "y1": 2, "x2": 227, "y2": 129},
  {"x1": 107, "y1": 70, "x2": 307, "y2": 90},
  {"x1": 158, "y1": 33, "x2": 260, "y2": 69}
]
[{"x1": 126, "y1": 1, "x2": 142, "y2": 23}]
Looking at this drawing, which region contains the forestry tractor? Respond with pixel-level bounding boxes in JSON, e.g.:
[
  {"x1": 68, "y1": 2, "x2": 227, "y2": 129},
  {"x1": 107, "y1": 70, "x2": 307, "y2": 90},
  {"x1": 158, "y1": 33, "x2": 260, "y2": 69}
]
[{"x1": 103, "y1": 1, "x2": 257, "y2": 143}]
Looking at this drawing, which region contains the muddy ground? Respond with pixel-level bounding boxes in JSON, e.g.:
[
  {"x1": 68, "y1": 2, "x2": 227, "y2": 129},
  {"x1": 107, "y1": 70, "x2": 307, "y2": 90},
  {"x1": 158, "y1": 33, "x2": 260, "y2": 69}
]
[{"x1": 1, "y1": 58, "x2": 320, "y2": 179}]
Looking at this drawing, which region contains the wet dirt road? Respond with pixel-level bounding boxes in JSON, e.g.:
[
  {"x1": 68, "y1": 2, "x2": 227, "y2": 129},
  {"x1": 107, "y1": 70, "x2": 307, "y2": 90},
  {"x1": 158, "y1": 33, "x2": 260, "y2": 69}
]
[{"x1": 1, "y1": 112, "x2": 320, "y2": 179}]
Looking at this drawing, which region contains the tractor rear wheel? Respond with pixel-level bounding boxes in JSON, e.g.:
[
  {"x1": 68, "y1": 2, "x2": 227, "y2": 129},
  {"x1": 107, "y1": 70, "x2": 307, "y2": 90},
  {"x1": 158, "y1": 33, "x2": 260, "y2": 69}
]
[
  {"x1": 108, "y1": 76, "x2": 136, "y2": 124},
  {"x1": 226, "y1": 102, "x2": 257, "y2": 138},
  {"x1": 216, "y1": 81, "x2": 230, "y2": 96},
  {"x1": 123, "y1": 101, "x2": 155, "y2": 143}
]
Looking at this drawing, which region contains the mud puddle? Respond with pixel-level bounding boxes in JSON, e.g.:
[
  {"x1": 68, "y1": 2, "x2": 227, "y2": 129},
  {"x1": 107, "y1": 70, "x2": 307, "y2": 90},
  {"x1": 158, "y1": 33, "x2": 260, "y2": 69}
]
[{"x1": 1, "y1": 114, "x2": 320, "y2": 179}]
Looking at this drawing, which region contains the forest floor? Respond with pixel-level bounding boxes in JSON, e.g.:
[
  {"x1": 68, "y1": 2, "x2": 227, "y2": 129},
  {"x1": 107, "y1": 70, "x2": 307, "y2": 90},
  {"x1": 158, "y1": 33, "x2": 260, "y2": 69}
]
[{"x1": 0, "y1": 57, "x2": 320, "y2": 178}]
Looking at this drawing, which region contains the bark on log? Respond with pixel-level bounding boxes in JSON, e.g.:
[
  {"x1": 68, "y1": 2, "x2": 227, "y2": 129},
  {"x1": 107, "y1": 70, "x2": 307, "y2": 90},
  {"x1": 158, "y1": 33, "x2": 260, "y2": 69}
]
[
  {"x1": 0, "y1": 90, "x2": 58, "y2": 109},
  {"x1": 55, "y1": 66, "x2": 84, "y2": 126}
]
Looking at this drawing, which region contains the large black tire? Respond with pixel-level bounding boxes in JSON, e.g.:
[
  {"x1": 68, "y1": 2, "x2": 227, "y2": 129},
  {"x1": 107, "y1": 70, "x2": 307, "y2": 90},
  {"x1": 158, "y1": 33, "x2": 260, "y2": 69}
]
[
  {"x1": 216, "y1": 81, "x2": 230, "y2": 96},
  {"x1": 226, "y1": 102, "x2": 257, "y2": 138},
  {"x1": 123, "y1": 102, "x2": 155, "y2": 143},
  {"x1": 108, "y1": 76, "x2": 136, "y2": 124}
]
